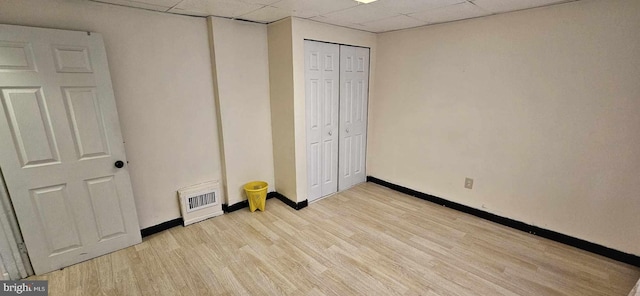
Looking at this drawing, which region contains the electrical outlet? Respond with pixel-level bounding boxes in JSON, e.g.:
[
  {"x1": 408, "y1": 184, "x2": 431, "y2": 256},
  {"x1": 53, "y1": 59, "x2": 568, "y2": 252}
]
[{"x1": 464, "y1": 178, "x2": 473, "y2": 189}]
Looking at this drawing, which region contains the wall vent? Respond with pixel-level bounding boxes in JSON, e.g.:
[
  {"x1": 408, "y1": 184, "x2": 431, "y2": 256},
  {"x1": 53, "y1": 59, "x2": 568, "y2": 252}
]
[
  {"x1": 186, "y1": 192, "x2": 216, "y2": 213},
  {"x1": 178, "y1": 180, "x2": 224, "y2": 226}
]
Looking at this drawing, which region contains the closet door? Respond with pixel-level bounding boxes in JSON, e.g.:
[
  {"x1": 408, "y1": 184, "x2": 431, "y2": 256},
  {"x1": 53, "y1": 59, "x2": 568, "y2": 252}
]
[
  {"x1": 339, "y1": 45, "x2": 369, "y2": 191},
  {"x1": 305, "y1": 41, "x2": 339, "y2": 202}
]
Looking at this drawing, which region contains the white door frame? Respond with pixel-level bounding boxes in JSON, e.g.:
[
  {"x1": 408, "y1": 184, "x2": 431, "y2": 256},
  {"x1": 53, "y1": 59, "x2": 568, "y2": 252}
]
[{"x1": 0, "y1": 167, "x2": 33, "y2": 280}]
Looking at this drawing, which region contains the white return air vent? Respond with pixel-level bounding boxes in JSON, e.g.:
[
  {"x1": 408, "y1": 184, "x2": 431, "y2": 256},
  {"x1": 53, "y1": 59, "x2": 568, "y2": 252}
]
[{"x1": 178, "y1": 180, "x2": 224, "y2": 226}]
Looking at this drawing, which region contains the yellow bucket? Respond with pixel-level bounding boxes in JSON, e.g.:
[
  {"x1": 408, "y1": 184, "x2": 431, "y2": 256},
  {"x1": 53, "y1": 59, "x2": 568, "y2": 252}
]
[{"x1": 244, "y1": 181, "x2": 268, "y2": 212}]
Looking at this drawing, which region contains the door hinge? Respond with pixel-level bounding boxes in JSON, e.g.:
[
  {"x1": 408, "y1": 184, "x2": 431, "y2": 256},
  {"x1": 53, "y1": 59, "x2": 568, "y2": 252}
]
[{"x1": 17, "y1": 242, "x2": 27, "y2": 254}]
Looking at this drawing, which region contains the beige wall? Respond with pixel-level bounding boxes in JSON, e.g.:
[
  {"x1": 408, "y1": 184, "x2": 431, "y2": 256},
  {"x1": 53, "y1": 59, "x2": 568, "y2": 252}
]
[
  {"x1": 289, "y1": 18, "x2": 377, "y2": 202},
  {"x1": 208, "y1": 17, "x2": 275, "y2": 205},
  {"x1": 267, "y1": 18, "x2": 297, "y2": 201},
  {"x1": 0, "y1": 0, "x2": 222, "y2": 229},
  {"x1": 370, "y1": 0, "x2": 640, "y2": 255}
]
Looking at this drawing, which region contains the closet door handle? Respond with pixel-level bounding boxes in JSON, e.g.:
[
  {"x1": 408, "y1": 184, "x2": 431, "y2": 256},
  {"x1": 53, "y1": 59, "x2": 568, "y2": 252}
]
[
  {"x1": 328, "y1": 131, "x2": 333, "y2": 136},
  {"x1": 346, "y1": 128, "x2": 350, "y2": 133}
]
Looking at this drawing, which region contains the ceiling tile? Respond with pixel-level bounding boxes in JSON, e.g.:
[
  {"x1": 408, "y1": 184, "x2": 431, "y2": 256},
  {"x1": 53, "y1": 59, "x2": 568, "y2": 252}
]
[
  {"x1": 238, "y1": 6, "x2": 291, "y2": 23},
  {"x1": 166, "y1": 7, "x2": 210, "y2": 16},
  {"x1": 286, "y1": 9, "x2": 321, "y2": 19},
  {"x1": 471, "y1": 0, "x2": 569, "y2": 13},
  {"x1": 271, "y1": 0, "x2": 359, "y2": 18},
  {"x1": 173, "y1": 0, "x2": 264, "y2": 18},
  {"x1": 372, "y1": 0, "x2": 466, "y2": 14},
  {"x1": 130, "y1": 0, "x2": 182, "y2": 6},
  {"x1": 92, "y1": 0, "x2": 176, "y2": 11},
  {"x1": 320, "y1": 3, "x2": 399, "y2": 25},
  {"x1": 308, "y1": 16, "x2": 373, "y2": 31},
  {"x1": 168, "y1": 8, "x2": 209, "y2": 17},
  {"x1": 241, "y1": 0, "x2": 281, "y2": 5},
  {"x1": 409, "y1": 2, "x2": 491, "y2": 24},
  {"x1": 360, "y1": 14, "x2": 426, "y2": 33},
  {"x1": 309, "y1": 15, "x2": 357, "y2": 29}
]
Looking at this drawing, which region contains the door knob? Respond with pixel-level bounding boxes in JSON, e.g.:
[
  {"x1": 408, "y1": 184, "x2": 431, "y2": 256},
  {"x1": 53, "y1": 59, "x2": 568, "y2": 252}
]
[
  {"x1": 328, "y1": 131, "x2": 332, "y2": 136},
  {"x1": 114, "y1": 160, "x2": 125, "y2": 168},
  {"x1": 346, "y1": 128, "x2": 350, "y2": 133}
]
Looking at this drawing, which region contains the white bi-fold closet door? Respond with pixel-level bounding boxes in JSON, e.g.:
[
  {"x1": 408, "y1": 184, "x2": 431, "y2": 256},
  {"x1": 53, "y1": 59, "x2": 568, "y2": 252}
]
[
  {"x1": 305, "y1": 40, "x2": 370, "y2": 202},
  {"x1": 338, "y1": 45, "x2": 369, "y2": 192}
]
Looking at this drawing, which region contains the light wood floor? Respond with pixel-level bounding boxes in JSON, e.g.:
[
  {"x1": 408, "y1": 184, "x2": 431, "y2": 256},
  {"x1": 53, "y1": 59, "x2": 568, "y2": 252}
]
[{"x1": 30, "y1": 183, "x2": 640, "y2": 295}]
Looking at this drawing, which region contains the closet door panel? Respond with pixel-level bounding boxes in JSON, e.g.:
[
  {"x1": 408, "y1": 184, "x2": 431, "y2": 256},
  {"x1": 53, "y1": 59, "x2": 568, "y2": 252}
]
[
  {"x1": 305, "y1": 41, "x2": 339, "y2": 202},
  {"x1": 339, "y1": 45, "x2": 369, "y2": 191}
]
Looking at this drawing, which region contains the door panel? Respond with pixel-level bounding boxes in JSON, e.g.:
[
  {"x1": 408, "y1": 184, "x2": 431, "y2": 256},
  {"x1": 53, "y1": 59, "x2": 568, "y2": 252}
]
[
  {"x1": 0, "y1": 24, "x2": 141, "y2": 275},
  {"x1": 63, "y1": 87, "x2": 111, "y2": 160},
  {"x1": 305, "y1": 41, "x2": 339, "y2": 202},
  {"x1": 323, "y1": 140, "x2": 333, "y2": 183},
  {"x1": 1, "y1": 87, "x2": 61, "y2": 168},
  {"x1": 354, "y1": 134, "x2": 363, "y2": 175},
  {"x1": 52, "y1": 45, "x2": 93, "y2": 73},
  {"x1": 0, "y1": 41, "x2": 37, "y2": 71},
  {"x1": 309, "y1": 142, "x2": 321, "y2": 191},
  {"x1": 306, "y1": 46, "x2": 322, "y2": 200},
  {"x1": 339, "y1": 45, "x2": 369, "y2": 191},
  {"x1": 321, "y1": 49, "x2": 339, "y2": 197},
  {"x1": 343, "y1": 136, "x2": 352, "y2": 179},
  {"x1": 86, "y1": 176, "x2": 127, "y2": 241},
  {"x1": 30, "y1": 184, "x2": 82, "y2": 255}
]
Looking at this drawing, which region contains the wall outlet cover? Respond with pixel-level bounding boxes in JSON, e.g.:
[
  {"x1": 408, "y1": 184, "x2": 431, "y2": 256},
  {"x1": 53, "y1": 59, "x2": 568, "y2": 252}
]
[{"x1": 465, "y1": 178, "x2": 473, "y2": 189}]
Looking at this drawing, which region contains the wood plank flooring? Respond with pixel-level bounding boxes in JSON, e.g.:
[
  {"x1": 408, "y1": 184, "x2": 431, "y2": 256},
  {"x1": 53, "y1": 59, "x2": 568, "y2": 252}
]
[{"x1": 30, "y1": 183, "x2": 640, "y2": 295}]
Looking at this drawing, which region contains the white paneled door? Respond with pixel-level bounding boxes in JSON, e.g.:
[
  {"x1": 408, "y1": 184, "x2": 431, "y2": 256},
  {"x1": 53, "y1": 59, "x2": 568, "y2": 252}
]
[
  {"x1": 0, "y1": 24, "x2": 141, "y2": 275},
  {"x1": 305, "y1": 41, "x2": 340, "y2": 202},
  {"x1": 305, "y1": 41, "x2": 370, "y2": 202},
  {"x1": 339, "y1": 45, "x2": 369, "y2": 191}
]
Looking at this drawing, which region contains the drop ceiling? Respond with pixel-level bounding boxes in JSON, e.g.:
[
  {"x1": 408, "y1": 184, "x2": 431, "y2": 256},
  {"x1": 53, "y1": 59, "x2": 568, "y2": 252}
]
[{"x1": 89, "y1": 0, "x2": 577, "y2": 33}]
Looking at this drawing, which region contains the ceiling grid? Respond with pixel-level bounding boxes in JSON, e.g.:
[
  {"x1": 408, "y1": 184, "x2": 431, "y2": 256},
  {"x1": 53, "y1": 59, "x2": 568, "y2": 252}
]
[{"x1": 90, "y1": 0, "x2": 579, "y2": 33}]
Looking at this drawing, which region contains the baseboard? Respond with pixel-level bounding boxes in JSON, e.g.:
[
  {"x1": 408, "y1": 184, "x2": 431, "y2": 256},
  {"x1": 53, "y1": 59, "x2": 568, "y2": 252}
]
[
  {"x1": 367, "y1": 176, "x2": 640, "y2": 268},
  {"x1": 222, "y1": 200, "x2": 248, "y2": 213},
  {"x1": 142, "y1": 193, "x2": 279, "y2": 237},
  {"x1": 143, "y1": 192, "x2": 306, "y2": 238},
  {"x1": 222, "y1": 192, "x2": 278, "y2": 213},
  {"x1": 140, "y1": 218, "x2": 183, "y2": 238},
  {"x1": 273, "y1": 192, "x2": 308, "y2": 210}
]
